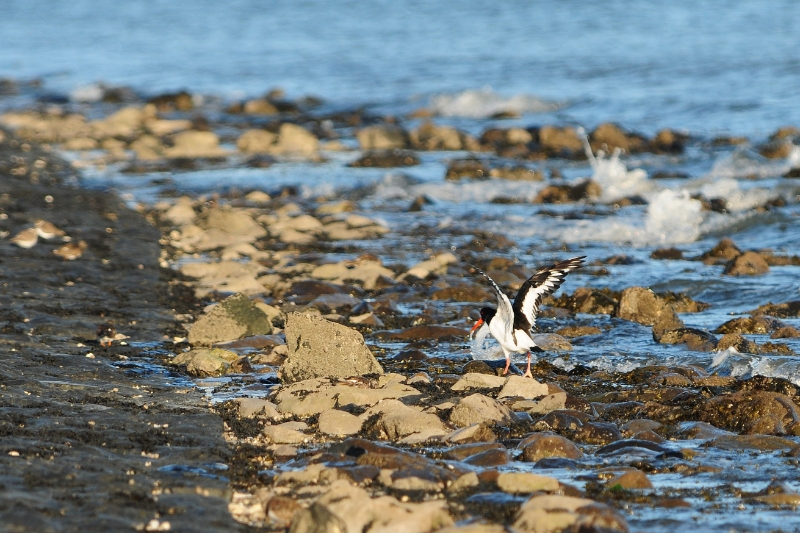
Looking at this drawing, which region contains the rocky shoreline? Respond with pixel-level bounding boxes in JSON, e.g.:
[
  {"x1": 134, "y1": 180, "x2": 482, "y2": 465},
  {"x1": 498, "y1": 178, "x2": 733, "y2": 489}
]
[{"x1": 2, "y1": 91, "x2": 800, "y2": 532}]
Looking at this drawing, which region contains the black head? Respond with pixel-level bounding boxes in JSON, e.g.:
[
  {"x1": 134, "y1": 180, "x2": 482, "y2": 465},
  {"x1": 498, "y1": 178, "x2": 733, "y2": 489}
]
[{"x1": 479, "y1": 307, "x2": 496, "y2": 324}]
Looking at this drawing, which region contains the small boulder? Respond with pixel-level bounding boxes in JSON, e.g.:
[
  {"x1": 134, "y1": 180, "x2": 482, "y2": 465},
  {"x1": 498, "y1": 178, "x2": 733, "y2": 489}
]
[
  {"x1": 356, "y1": 124, "x2": 408, "y2": 150},
  {"x1": 279, "y1": 313, "x2": 383, "y2": 383},
  {"x1": 723, "y1": 251, "x2": 770, "y2": 276},
  {"x1": 188, "y1": 293, "x2": 273, "y2": 345},
  {"x1": 171, "y1": 348, "x2": 240, "y2": 377},
  {"x1": 449, "y1": 393, "x2": 515, "y2": 427},
  {"x1": 519, "y1": 433, "x2": 584, "y2": 461}
]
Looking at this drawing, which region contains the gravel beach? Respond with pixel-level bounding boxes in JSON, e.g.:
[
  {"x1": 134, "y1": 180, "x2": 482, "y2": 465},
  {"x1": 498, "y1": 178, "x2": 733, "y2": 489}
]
[{"x1": 0, "y1": 130, "x2": 246, "y2": 532}]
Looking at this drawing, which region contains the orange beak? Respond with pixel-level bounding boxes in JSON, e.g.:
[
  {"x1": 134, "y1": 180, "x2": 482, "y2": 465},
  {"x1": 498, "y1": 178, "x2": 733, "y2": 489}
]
[{"x1": 470, "y1": 318, "x2": 484, "y2": 336}]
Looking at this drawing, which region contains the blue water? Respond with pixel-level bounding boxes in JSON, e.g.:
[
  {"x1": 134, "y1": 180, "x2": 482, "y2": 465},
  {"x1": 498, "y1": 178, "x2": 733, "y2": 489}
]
[{"x1": 2, "y1": 0, "x2": 800, "y2": 136}]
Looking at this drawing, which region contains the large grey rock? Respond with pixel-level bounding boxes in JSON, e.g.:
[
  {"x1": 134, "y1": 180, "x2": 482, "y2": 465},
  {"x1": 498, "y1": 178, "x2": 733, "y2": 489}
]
[
  {"x1": 279, "y1": 313, "x2": 383, "y2": 384},
  {"x1": 188, "y1": 293, "x2": 272, "y2": 345}
]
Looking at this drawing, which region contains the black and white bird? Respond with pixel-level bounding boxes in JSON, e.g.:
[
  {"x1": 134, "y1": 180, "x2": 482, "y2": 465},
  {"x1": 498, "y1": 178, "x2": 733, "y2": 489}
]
[{"x1": 469, "y1": 256, "x2": 585, "y2": 378}]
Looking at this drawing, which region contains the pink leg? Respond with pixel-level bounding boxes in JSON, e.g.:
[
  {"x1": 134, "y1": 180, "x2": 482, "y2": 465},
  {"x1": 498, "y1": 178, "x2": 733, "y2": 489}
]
[
  {"x1": 523, "y1": 352, "x2": 533, "y2": 378},
  {"x1": 503, "y1": 356, "x2": 511, "y2": 375}
]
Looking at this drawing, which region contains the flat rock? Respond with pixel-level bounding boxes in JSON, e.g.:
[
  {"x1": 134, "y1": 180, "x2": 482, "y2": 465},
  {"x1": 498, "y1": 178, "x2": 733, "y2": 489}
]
[
  {"x1": 496, "y1": 472, "x2": 560, "y2": 494},
  {"x1": 498, "y1": 376, "x2": 549, "y2": 400},
  {"x1": 318, "y1": 409, "x2": 364, "y2": 437},
  {"x1": 451, "y1": 372, "x2": 507, "y2": 391},
  {"x1": 188, "y1": 293, "x2": 272, "y2": 345},
  {"x1": 236, "y1": 398, "x2": 282, "y2": 420},
  {"x1": 263, "y1": 422, "x2": 309, "y2": 444},
  {"x1": 279, "y1": 312, "x2": 383, "y2": 383},
  {"x1": 449, "y1": 393, "x2": 515, "y2": 427}
]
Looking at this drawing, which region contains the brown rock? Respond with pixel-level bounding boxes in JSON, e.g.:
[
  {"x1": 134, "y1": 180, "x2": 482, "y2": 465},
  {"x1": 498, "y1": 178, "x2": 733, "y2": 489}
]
[
  {"x1": 615, "y1": 286, "x2": 661, "y2": 324},
  {"x1": 716, "y1": 333, "x2": 759, "y2": 354},
  {"x1": 590, "y1": 123, "x2": 646, "y2": 154},
  {"x1": 519, "y1": 433, "x2": 584, "y2": 461},
  {"x1": 699, "y1": 390, "x2": 800, "y2": 435},
  {"x1": 656, "y1": 327, "x2": 717, "y2": 351},
  {"x1": 538, "y1": 125, "x2": 583, "y2": 155},
  {"x1": 356, "y1": 124, "x2": 408, "y2": 150},
  {"x1": 348, "y1": 149, "x2": 420, "y2": 168},
  {"x1": 445, "y1": 158, "x2": 490, "y2": 181},
  {"x1": 716, "y1": 315, "x2": 786, "y2": 335},
  {"x1": 723, "y1": 251, "x2": 770, "y2": 276},
  {"x1": 607, "y1": 470, "x2": 653, "y2": 490},
  {"x1": 772, "y1": 326, "x2": 800, "y2": 339},
  {"x1": 573, "y1": 422, "x2": 622, "y2": 445},
  {"x1": 410, "y1": 122, "x2": 478, "y2": 151},
  {"x1": 534, "y1": 180, "x2": 600, "y2": 203},
  {"x1": 443, "y1": 442, "x2": 505, "y2": 461},
  {"x1": 699, "y1": 238, "x2": 742, "y2": 264},
  {"x1": 749, "y1": 301, "x2": 800, "y2": 318},
  {"x1": 462, "y1": 448, "x2": 510, "y2": 467}
]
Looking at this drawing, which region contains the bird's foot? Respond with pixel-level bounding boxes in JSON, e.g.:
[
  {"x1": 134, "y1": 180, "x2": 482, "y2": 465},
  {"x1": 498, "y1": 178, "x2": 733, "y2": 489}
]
[{"x1": 522, "y1": 369, "x2": 533, "y2": 379}]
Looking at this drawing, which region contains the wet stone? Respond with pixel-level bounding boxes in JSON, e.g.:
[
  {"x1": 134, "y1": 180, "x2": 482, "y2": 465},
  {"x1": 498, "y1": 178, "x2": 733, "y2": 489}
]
[
  {"x1": 573, "y1": 422, "x2": 622, "y2": 445},
  {"x1": 462, "y1": 448, "x2": 510, "y2": 467},
  {"x1": 723, "y1": 250, "x2": 770, "y2": 276},
  {"x1": 656, "y1": 327, "x2": 718, "y2": 351},
  {"x1": 462, "y1": 360, "x2": 496, "y2": 375},
  {"x1": 442, "y1": 424, "x2": 498, "y2": 444},
  {"x1": 442, "y1": 442, "x2": 505, "y2": 461},
  {"x1": 717, "y1": 333, "x2": 759, "y2": 354},
  {"x1": 519, "y1": 433, "x2": 584, "y2": 461},
  {"x1": 595, "y1": 439, "x2": 678, "y2": 458},
  {"x1": 607, "y1": 469, "x2": 653, "y2": 490}
]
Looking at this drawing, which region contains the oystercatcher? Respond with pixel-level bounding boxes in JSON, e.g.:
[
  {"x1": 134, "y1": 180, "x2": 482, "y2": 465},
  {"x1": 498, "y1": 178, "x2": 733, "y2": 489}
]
[{"x1": 470, "y1": 256, "x2": 585, "y2": 378}]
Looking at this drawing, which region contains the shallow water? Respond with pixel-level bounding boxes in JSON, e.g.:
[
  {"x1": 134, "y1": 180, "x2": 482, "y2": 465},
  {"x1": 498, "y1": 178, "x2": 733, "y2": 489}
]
[{"x1": 3, "y1": 0, "x2": 800, "y2": 136}]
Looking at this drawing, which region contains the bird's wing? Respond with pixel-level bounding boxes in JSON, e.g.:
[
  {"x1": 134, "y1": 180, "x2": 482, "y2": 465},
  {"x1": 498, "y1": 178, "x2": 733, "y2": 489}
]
[
  {"x1": 475, "y1": 267, "x2": 514, "y2": 340},
  {"x1": 512, "y1": 256, "x2": 585, "y2": 332}
]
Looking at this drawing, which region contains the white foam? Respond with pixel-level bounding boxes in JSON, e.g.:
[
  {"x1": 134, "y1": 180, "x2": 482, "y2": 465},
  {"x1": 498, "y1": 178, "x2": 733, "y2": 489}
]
[
  {"x1": 708, "y1": 145, "x2": 800, "y2": 180},
  {"x1": 580, "y1": 129, "x2": 651, "y2": 202},
  {"x1": 70, "y1": 83, "x2": 105, "y2": 103},
  {"x1": 695, "y1": 178, "x2": 773, "y2": 212},
  {"x1": 410, "y1": 179, "x2": 545, "y2": 204},
  {"x1": 644, "y1": 189, "x2": 704, "y2": 244},
  {"x1": 429, "y1": 88, "x2": 562, "y2": 119}
]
